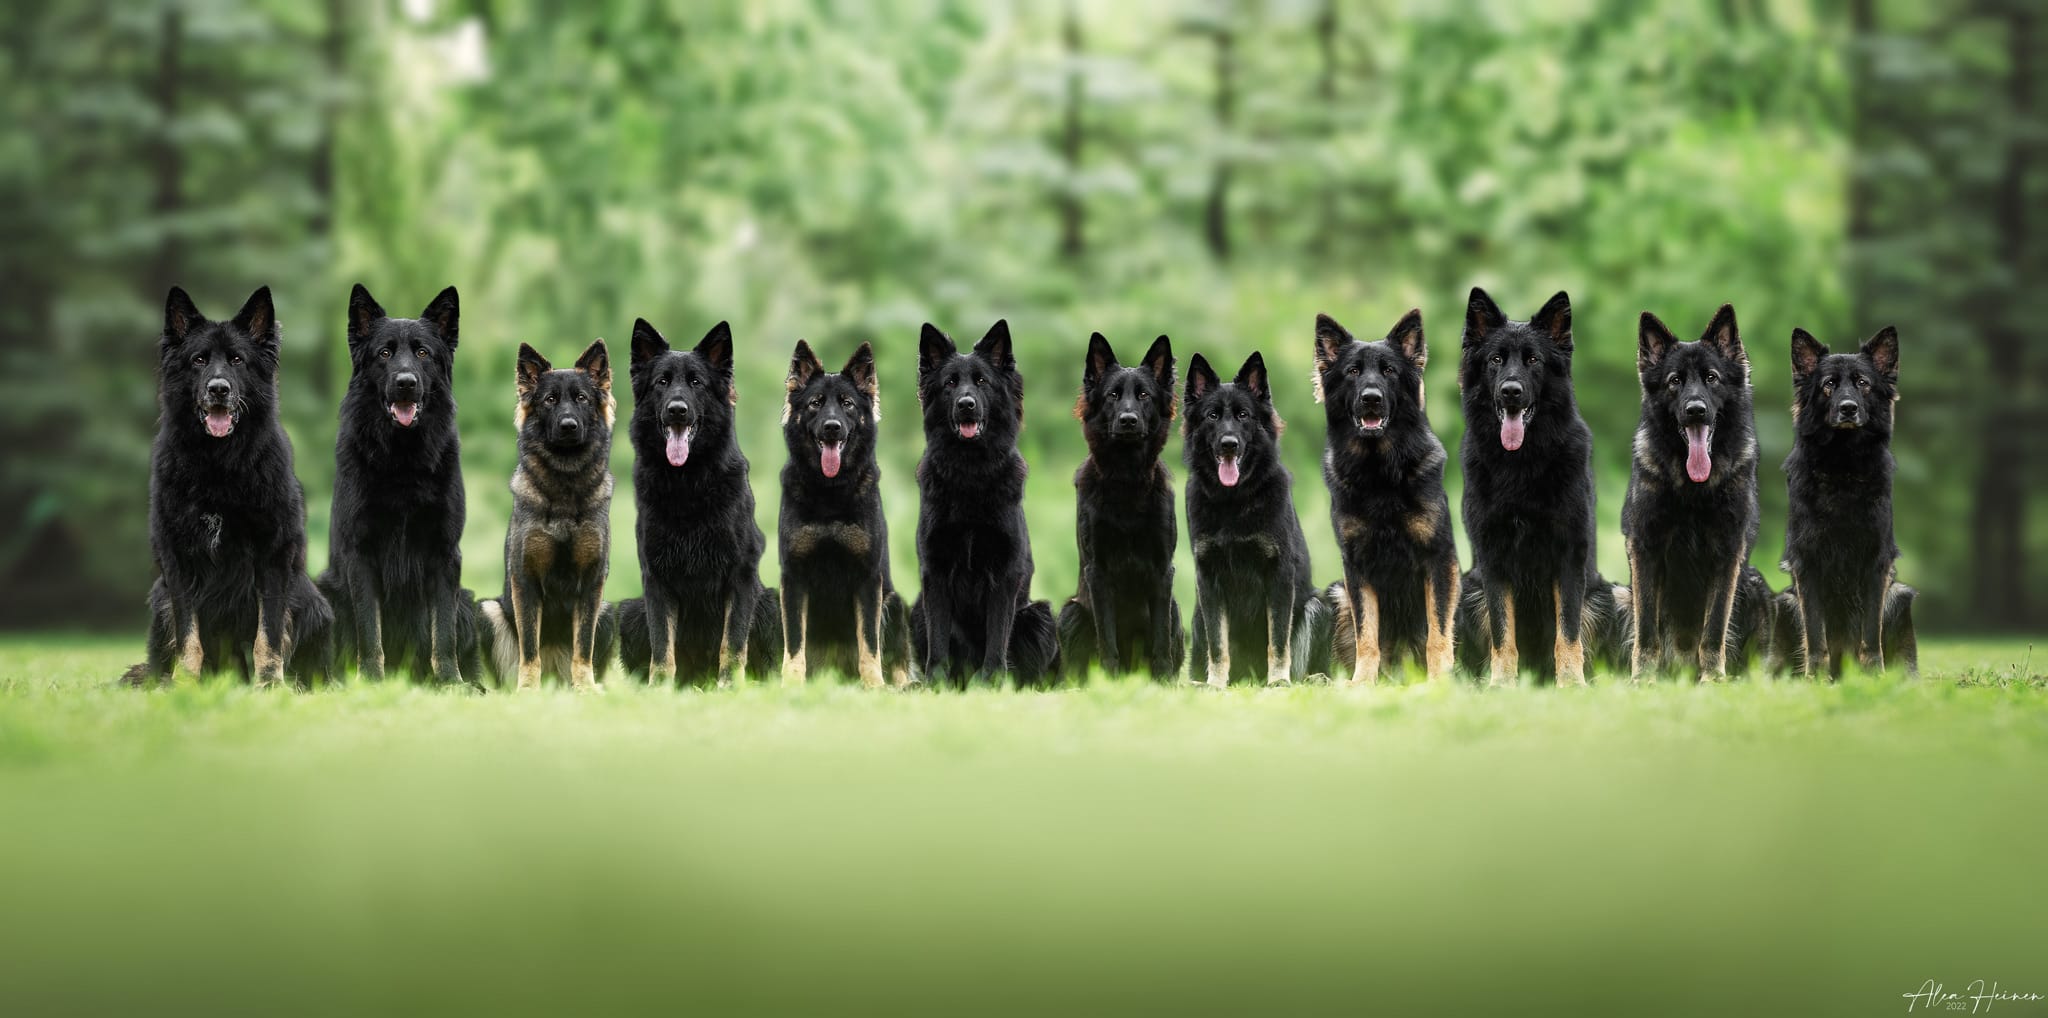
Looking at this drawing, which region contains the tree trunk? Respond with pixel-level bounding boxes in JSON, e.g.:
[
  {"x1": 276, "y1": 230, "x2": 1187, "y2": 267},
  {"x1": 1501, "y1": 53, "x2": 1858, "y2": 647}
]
[
  {"x1": 1309, "y1": 0, "x2": 1338, "y2": 257},
  {"x1": 148, "y1": 5, "x2": 183, "y2": 288},
  {"x1": 1056, "y1": 3, "x2": 1085, "y2": 261},
  {"x1": 308, "y1": 0, "x2": 345, "y2": 399},
  {"x1": 1204, "y1": 26, "x2": 1235, "y2": 262}
]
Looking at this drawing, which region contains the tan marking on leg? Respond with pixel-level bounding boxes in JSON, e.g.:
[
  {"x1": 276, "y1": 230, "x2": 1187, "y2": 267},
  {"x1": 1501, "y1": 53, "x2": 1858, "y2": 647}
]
[
  {"x1": 426, "y1": 612, "x2": 438, "y2": 681},
  {"x1": 1553, "y1": 584, "x2": 1586, "y2": 687},
  {"x1": 716, "y1": 597, "x2": 735, "y2": 687},
  {"x1": 1205, "y1": 613, "x2": 1230, "y2": 689},
  {"x1": 1700, "y1": 560, "x2": 1741, "y2": 682},
  {"x1": 1488, "y1": 593, "x2": 1518, "y2": 687},
  {"x1": 1424, "y1": 568, "x2": 1455, "y2": 683},
  {"x1": 1347, "y1": 585, "x2": 1381, "y2": 687},
  {"x1": 651, "y1": 603, "x2": 676, "y2": 685},
  {"x1": 1266, "y1": 612, "x2": 1292, "y2": 686},
  {"x1": 514, "y1": 591, "x2": 542, "y2": 691},
  {"x1": 782, "y1": 597, "x2": 807, "y2": 687},
  {"x1": 364, "y1": 606, "x2": 384, "y2": 678},
  {"x1": 253, "y1": 602, "x2": 283, "y2": 687},
  {"x1": 175, "y1": 610, "x2": 204, "y2": 681},
  {"x1": 856, "y1": 590, "x2": 884, "y2": 690},
  {"x1": 569, "y1": 601, "x2": 598, "y2": 692}
]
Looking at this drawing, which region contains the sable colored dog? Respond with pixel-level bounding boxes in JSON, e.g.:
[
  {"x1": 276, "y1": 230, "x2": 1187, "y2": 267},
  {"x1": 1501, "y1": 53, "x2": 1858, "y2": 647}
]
[
  {"x1": 478, "y1": 341, "x2": 618, "y2": 690},
  {"x1": 615, "y1": 320, "x2": 781, "y2": 686},
  {"x1": 1453, "y1": 288, "x2": 1625, "y2": 685},
  {"x1": 1777, "y1": 326, "x2": 1918, "y2": 678},
  {"x1": 775, "y1": 339, "x2": 913, "y2": 687},
  {"x1": 1182, "y1": 351, "x2": 1331, "y2": 686},
  {"x1": 908, "y1": 320, "x2": 1059, "y2": 686},
  {"x1": 129, "y1": 286, "x2": 333, "y2": 687},
  {"x1": 1056, "y1": 332, "x2": 1186, "y2": 681},
  {"x1": 1622, "y1": 305, "x2": 1776, "y2": 682},
  {"x1": 316, "y1": 283, "x2": 479, "y2": 686},
  {"x1": 1314, "y1": 310, "x2": 1459, "y2": 684}
]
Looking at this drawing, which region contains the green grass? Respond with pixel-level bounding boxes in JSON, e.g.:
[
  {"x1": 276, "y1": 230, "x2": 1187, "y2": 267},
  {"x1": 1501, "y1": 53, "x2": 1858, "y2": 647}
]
[{"x1": 1, "y1": 637, "x2": 2044, "y2": 1016}]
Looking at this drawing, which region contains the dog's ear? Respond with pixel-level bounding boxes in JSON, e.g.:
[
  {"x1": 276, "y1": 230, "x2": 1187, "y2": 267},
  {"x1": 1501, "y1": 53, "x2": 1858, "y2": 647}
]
[
  {"x1": 1790, "y1": 328, "x2": 1828, "y2": 381},
  {"x1": 1387, "y1": 309, "x2": 1427, "y2": 369},
  {"x1": 575, "y1": 339, "x2": 610, "y2": 393},
  {"x1": 163, "y1": 286, "x2": 203, "y2": 347},
  {"x1": 1463, "y1": 287, "x2": 1506, "y2": 347},
  {"x1": 1186, "y1": 352, "x2": 1219, "y2": 405},
  {"x1": 696, "y1": 320, "x2": 734, "y2": 373},
  {"x1": 1314, "y1": 313, "x2": 1351, "y2": 377},
  {"x1": 1084, "y1": 332, "x2": 1118, "y2": 389},
  {"x1": 1235, "y1": 351, "x2": 1271, "y2": 402},
  {"x1": 788, "y1": 338, "x2": 823, "y2": 393},
  {"x1": 1861, "y1": 325, "x2": 1899, "y2": 383},
  {"x1": 630, "y1": 317, "x2": 669, "y2": 370},
  {"x1": 517, "y1": 343, "x2": 550, "y2": 397},
  {"x1": 348, "y1": 284, "x2": 386, "y2": 351},
  {"x1": 1701, "y1": 303, "x2": 1744, "y2": 367},
  {"x1": 420, "y1": 286, "x2": 459, "y2": 349},
  {"x1": 919, "y1": 323, "x2": 955, "y2": 381},
  {"x1": 973, "y1": 319, "x2": 1014, "y2": 370},
  {"x1": 1637, "y1": 311, "x2": 1678, "y2": 375},
  {"x1": 233, "y1": 286, "x2": 278, "y2": 353},
  {"x1": 844, "y1": 341, "x2": 879, "y2": 411},
  {"x1": 1140, "y1": 334, "x2": 1175, "y2": 389},
  {"x1": 1532, "y1": 291, "x2": 1572, "y2": 351}
]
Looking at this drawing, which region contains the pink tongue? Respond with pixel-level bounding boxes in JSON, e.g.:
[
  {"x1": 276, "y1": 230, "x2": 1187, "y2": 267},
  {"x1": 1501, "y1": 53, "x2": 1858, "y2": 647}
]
[
  {"x1": 820, "y1": 442, "x2": 843, "y2": 478},
  {"x1": 205, "y1": 412, "x2": 233, "y2": 438},
  {"x1": 665, "y1": 428, "x2": 691, "y2": 467},
  {"x1": 1685, "y1": 425, "x2": 1712, "y2": 483},
  {"x1": 1500, "y1": 413, "x2": 1525, "y2": 451},
  {"x1": 1217, "y1": 456, "x2": 1240, "y2": 487},
  {"x1": 390, "y1": 403, "x2": 418, "y2": 427},
  {"x1": 959, "y1": 421, "x2": 980, "y2": 439}
]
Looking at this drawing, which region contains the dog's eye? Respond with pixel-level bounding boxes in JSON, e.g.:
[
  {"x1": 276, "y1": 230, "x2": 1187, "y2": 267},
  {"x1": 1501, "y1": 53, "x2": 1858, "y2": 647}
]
[
  {"x1": 945, "y1": 379, "x2": 957, "y2": 389},
  {"x1": 1856, "y1": 375, "x2": 1870, "y2": 389},
  {"x1": 415, "y1": 347, "x2": 429, "y2": 359},
  {"x1": 656, "y1": 375, "x2": 670, "y2": 387},
  {"x1": 1489, "y1": 354, "x2": 1503, "y2": 366},
  {"x1": 1208, "y1": 409, "x2": 1219, "y2": 420},
  {"x1": 1823, "y1": 378, "x2": 1836, "y2": 391},
  {"x1": 1236, "y1": 409, "x2": 1249, "y2": 421},
  {"x1": 1706, "y1": 371, "x2": 1720, "y2": 385},
  {"x1": 840, "y1": 397, "x2": 853, "y2": 409},
  {"x1": 1524, "y1": 353, "x2": 1537, "y2": 366},
  {"x1": 380, "y1": 347, "x2": 393, "y2": 359},
  {"x1": 1138, "y1": 390, "x2": 1150, "y2": 400},
  {"x1": 575, "y1": 392, "x2": 588, "y2": 403},
  {"x1": 229, "y1": 355, "x2": 243, "y2": 366},
  {"x1": 809, "y1": 397, "x2": 822, "y2": 409},
  {"x1": 975, "y1": 375, "x2": 987, "y2": 387},
  {"x1": 545, "y1": 393, "x2": 557, "y2": 404},
  {"x1": 688, "y1": 375, "x2": 703, "y2": 388},
  {"x1": 1382, "y1": 365, "x2": 1397, "y2": 377},
  {"x1": 192, "y1": 353, "x2": 207, "y2": 366},
  {"x1": 1346, "y1": 365, "x2": 1361, "y2": 377}
]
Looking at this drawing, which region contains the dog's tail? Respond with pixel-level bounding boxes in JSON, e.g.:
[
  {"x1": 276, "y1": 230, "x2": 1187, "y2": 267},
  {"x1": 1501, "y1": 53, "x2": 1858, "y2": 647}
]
[
  {"x1": 1009, "y1": 600, "x2": 1061, "y2": 687},
  {"x1": 1582, "y1": 574, "x2": 1632, "y2": 675},
  {"x1": 1295, "y1": 590, "x2": 1333, "y2": 681},
  {"x1": 1321, "y1": 582, "x2": 1355, "y2": 673},
  {"x1": 287, "y1": 572, "x2": 337, "y2": 686},
  {"x1": 748, "y1": 587, "x2": 783, "y2": 679},
  {"x1": 1055, "y1": 597, "x2": 1093, "y2": 683},
  {"x1": 1764, "y1": 588, "x2": 1804, "y2": 676},
  {"x1": 476, "y1": 595, "x2": 518, "y2": 685},
  {"x1": 882, "y1": 589, "x2": 916, "y2": 687},
  {"x1": 1452, "y1": 569, "x2": 1490, "y2": 677},
  {"x1": 616, "y1": 597, "x2": 651, "y2": 680},
  {"x1": 1884, "y1": 582, "x2": 1919, "y2": 677}
]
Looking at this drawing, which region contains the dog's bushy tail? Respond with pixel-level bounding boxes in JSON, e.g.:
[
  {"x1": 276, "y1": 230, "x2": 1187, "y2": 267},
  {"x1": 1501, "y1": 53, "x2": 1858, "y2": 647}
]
[
  {"x1": 1009, "y1": 599, "x2": 1061, "y2": 687},
  {"x1": 1884, "y1": 583, "x2": 1919, "y2": 677},
  {"x1": 1295, "y1": 589, "x2": 1333, "y2": 680}
]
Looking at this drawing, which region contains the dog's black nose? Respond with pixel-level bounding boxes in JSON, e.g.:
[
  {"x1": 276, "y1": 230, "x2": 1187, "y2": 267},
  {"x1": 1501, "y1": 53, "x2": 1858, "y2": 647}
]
[
  {"x1": 1499, "y1": 380, "x2": 1524, "y2": 403},
  {"x1": 666, "y1": 398, "x2": 690, "y2": 417},
  {"x1": 558, "y1": 416, "x2": 580, "y2": 433},
  {"x1": 1218, "y1": 434, "x2": 1241, "y2": 455},
  {"x1": 1683, "y1": 400, "x2": 1709, "y2": 422},
  {"x1": 820, "y1": 418, "x2": 845, "y2": 442},
  {"x1": 956, "y1": 394, "x2": 978, "y2": 414},
  {"x1": 1359, "y1": 388, "x2": 1385, "y2": 409},
  {"x1": 1116, "y1": 412, "x2": 1140, "y2": 430},
  {"x1": 394, "y1": 372, "x2": 419, "y2": 394},
  {"x1": 1837, "y1": 400, "x2": 1859, "y2": 418},
  {"x1": 206, "y1": 378, "x2": 231, "y2": 401}
]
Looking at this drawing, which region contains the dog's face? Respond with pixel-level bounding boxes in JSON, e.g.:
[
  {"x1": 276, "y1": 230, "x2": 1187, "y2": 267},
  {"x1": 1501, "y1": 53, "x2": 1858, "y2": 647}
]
[
  {"x1": 516, "y1": 340, "x2": 612, "y2": 452},
  {"x1": 629, "y1": 319, "x2": 733, "y2": 468},
  {"x1": 785, "y1": 339, "x2": 879, "y2": 479},
  {"x1": 1459, "y1": 288, "x2": 1573, "y2": 452},
  {"x1": 918, "y1": 320, "x2": 1023, "y2": 446},
  {"x1": 159, "y1": 286, "x2": 280, "y2": 440},
  {"x1": 1183, "y1": 352, "x2": 1280, "y2": 489},
  {"x1": 1638, "y1": 304, "x2": 1748, "y2": 483},
  {"x1": 1790, "y1": 326, "x2": 1899, "y2": 438},
  {"x1": 1314, "y1": 310, "x2": 1426, "y2": 439},
  {"x1": 347, "y1": 284, "x2": 459, "y2": 430},
  {"x1": 1076, "y1": 332, "x2": 1174, "y2": 454}
]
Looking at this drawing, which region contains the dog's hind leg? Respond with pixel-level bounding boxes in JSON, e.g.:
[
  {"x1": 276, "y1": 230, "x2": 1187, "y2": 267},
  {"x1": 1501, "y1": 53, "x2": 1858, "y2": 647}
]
[
  {"x1": 1485, "y1": 579, "x2": 1519, "y2": 688},
  {"x1": 1345, "y1": 582, "x2": 1381, "y2": 687},
  {"x1": 1627, "y1": 542, "x2": 1658, "y2": 683},
  {"x1": 511, "y1": 584, "x2": 543, "y2": 691},
  {"x1": 1553, "y1": 566, "x2": 1588, "y2": 688},
  {"x1": 1791, "y1": 575, "x2": 1828, "y2": 680},
  {"x1": 719, "y1": 583, "x2": 760, "y2": 687},
  {"x1": 1857, "y1": 572, "x2": 1888, "y2": 674},
  {"x1": 1425, "y1": 562, "x2": 1457, "y2": 683},
  {"x1": 568, "y1": 596, "x2": 601, "y2": 692},
  {"x1": 253, "y1": 579, "x2": 291, "y2": 689},
  {"x1": 856, "y1": 580, "x2": 885, "y2": 690},
  {"x1": 782, "y1": 586, "x2": 808, "y2": 686},
  {"x1": 349, "y1": 571, "x2": 384, "y2": 681}
]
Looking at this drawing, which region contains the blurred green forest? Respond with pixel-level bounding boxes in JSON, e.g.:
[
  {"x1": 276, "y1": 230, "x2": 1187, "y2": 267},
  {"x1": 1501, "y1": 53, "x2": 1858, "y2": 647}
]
[{"x1": 0, "y1": 0, "x2": 2040, "y2": 633}]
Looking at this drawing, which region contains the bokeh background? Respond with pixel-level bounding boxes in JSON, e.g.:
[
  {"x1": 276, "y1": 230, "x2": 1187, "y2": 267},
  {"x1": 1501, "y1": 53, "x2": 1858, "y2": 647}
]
[{"x1": 1, "y1": 0, "x2": 2042, "y2": 635}]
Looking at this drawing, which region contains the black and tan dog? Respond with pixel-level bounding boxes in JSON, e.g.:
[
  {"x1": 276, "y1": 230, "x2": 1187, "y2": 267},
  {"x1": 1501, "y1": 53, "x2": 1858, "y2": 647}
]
[
  {"x1": 1314, "y1": 311, "x2": 1459, "y2": 684},
  {"x1": 1453, "y1": 288, "x2": 1625, "y2": 686},
  {"x1": 1183, "y1": 351, "x2": 1331, "y2": 686},
  {"x1": 1056, "y1": 333, "x2": 1185, "y2": 681},
  {"x1": 615, "y1": 319, "x2": 780, "y2": 686},
  {"x1": 317, "y1": 283, "x2": 478, "y2": 686},
  {"x1": 776, "y1": 339, "x2": 912, "y2": 687},
  {"x1": 478, "y1": 341, "x2": 617, "y2": 691},
  {"x1": 1777, "y1": 326, "x2": 1918, "y2": 678},
  {"x1": 1622, "y1": 305, "x2": 1776, "y2": 682},
  {"x1": 130, "y1": 286, "x2": 333, "y2": 687}
]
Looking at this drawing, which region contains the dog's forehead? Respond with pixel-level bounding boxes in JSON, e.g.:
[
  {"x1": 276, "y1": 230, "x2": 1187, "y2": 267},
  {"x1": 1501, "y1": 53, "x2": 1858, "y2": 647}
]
[
  {"x1": 1105, "y1": 365, "x2": 1157, "y2": 391},
  {"x1": 644, "y1": 348, "x2": 704, "y2": 377},
  {"x1": 540, "y1": 369, "x2": 594, "y2": 394},
  {"x1": 810, "y1": 372, "x2": 861, "y2": 401}
]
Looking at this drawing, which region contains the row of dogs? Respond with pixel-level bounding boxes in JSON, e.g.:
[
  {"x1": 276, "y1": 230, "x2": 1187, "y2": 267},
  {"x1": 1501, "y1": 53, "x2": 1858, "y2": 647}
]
[{"x1": 127, "y1": 284, "x2": 1914, "y2": 690}]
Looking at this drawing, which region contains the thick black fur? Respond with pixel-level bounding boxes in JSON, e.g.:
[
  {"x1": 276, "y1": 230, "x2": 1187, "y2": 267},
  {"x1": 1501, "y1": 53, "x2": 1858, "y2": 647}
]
[
  {"x1": 1182, "y1": 351, "x2": 1332, "y2": 685},
  {"x1": 1778, "y1": 325, "x2": 1919, "y2": 677},
  {"x1": 477, "y1": 341, "x2": 618, "y2": 689},
  {"x1": 129, "y1": 286, "x2": 333, "y2": 687},
  {"x1": 774, "y1": 339, "x2": 913, "y2": 686},
  {"x1": 1056, "y1": 333, "x2": 1186, "y2": 681},
  {"x1": 908, "y1": 320, "x2": 1059, "y2": 687},
  {"x1": 1454, "y1": 288, "x2": 1620, "y2": 684},
  {"x1": 316, "y1": 283, "x2": 480, "y2": 687},
  {"x1": 1314, "y1": 310, "x2": 1460, "y2": 683},
  {"x1": 613, "y1": 320, "x2": 780, "y2": 686},
  {"x1": 1621, "y1": 304, "x2": 1766, "y2": 680}
]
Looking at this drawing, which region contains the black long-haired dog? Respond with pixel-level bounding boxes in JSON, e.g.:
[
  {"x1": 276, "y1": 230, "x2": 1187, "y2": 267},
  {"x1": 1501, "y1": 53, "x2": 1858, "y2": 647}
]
[
  {"x1": 1183, "y1": 351, "x2": 1331, "y2": 686},
  {"x1": 776, "y1": 339, "x2": 912, "y2": 687},
  {"x1": 129, "y1": 286, "x2": 332, "y2": 687},
  {"x1": 1776, "y1": 326, "x2": 1917, "y2": 678},
  {"x1": 1314, "y1": 311, "x2": 1459, "y2": 684},
  {"x1": 316, "y1": 283, "x2": 478, "y2": 687},
  {"x1": 1453, "y1": 288, "x2": 1625, "y2": 685},
  {"x1": 908, "y1": 320, "x2": 1059, "y2": 686},
  {"x1": 1622, "y1": 305, "x2": 1775, "y2": 682},
  {"x1": 616, "y1": 320, "x2": 780, "y2": 686},
  {"x1": 478, "y1": 341, "x2": 617, "y2": 691},
  {"x1": 1056, "y1": 333, "x2": 1186, "y2": 681}
]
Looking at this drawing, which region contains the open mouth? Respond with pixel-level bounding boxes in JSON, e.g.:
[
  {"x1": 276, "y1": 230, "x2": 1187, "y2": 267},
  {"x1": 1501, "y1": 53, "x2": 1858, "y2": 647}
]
[
  {"x1": 665, "y1": 425, "x2": 693, "y2": 467},
  {"x1": 1683, "y1": 423, "x2": 1713, "y2": 483},
  {"x1": 1216, "y1": 453, "x2": 1241, "y2": 487},
  {"x1": 200, "y1": 405, "x2": 239, "y2": 439},
  {"x1": 819, "y1": 439, "x2": 843, "y2": 478},
  {"x1": 1496, "y1": 406, "x2": 1532, "y2": 451},
  {"x1": 1357, "y1": 414, "x2": 1386, "y2": 435},
  {"x1": 388, "y1": 402, "x2": 419, "y2": 428},
  {"x1": 956, "y1": 419, "x2": 982, "y2": 440}
]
